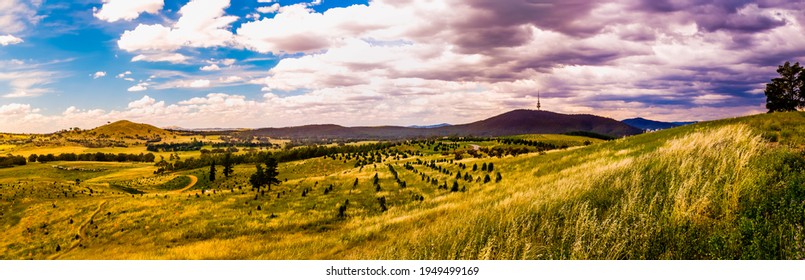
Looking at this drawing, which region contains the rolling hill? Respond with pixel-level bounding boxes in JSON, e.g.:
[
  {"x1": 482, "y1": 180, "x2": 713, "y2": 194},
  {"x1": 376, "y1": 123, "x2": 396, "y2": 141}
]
[
  {"x1": 238, "y1": 109, "x2": 643, "y2": 141},
  {"x1": 84, "y1": 120, "x2": 172, "y2": 140}
]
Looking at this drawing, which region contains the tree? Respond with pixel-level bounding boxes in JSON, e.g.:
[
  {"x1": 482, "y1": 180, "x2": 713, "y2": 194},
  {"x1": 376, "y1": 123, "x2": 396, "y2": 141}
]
[
  {"x1": 765, "y1": 61, "x2": 805, "y2": 112},
  {"x1": 488, "y1": 163, "x2": 494, "y2": 172},
  {"x1": 222, "y1": 152, "x2": 233, "y2": 177},
  {"x1": 209, "y1": 160, "x2": 216, "y2": 182},
  {"x1": 28, "y1": 154, "x2": 38, "y2": 163},
  {"x1": 337, "y1": 199, "x2": 349, "y2": 219},
  {"x1": 378, "y1": 196, "x2": 387, "y2": 212},
  {"x1": 263, "y1": 157, "x2": 281, "y2": 191},
  {"x1": 249, "y1": 163, "x2": 265, "y2": 190}
]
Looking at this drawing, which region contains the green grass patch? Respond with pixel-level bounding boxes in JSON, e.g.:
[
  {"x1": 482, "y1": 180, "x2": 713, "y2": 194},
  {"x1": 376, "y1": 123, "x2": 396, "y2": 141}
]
[{"x1": 155, "y1": 175, "x2": 192, "y2": 190}]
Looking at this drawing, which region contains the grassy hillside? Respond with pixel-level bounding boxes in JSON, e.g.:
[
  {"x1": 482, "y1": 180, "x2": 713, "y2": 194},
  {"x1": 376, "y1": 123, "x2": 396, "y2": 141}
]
[
  {"x1": 0, "y1": 112, "x2": 802, "y2": 259},
  {"x1": 372, "y1": 112, "x2": 805, "y2": 259},
  {"x1": 85, "y1": 120, "x2": 171, "y2": 140}
]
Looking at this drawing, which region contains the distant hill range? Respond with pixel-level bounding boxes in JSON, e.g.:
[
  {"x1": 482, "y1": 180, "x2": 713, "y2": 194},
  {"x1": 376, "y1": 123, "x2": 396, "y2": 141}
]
[
  {"x1": 235, "y1": 109, "x2": 644, "y2": 141},
  {"x1": 621, "y1": 117, "x2": 697, "y2": 131},
  {"x1": 163, "y1": 126, "x2": 243, "y2": 132},
  {"x1": 408, "y1": 123, "x2": 451, "y2": 129}
]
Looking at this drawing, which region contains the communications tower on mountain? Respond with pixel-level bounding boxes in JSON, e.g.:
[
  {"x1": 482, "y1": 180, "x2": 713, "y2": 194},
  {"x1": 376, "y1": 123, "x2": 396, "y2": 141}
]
[{"x1": 537, "y1": 91, "x2": 541, "y2": 111}]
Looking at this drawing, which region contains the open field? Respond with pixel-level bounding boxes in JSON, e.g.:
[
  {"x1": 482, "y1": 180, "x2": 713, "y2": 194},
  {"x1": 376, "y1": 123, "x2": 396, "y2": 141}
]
[{"x1": 0, "y1": 112, "x2": 803, "y2": 259}]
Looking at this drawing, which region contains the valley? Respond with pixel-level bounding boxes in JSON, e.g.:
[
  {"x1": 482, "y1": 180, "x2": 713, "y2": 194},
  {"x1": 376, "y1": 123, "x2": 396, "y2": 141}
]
[{"x1": 0, "y1": 110, "x2": 803, "y2": 259}]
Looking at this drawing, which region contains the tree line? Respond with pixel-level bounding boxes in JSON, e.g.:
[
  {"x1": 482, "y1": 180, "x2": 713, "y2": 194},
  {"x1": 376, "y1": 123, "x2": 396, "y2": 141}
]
[
  {"x1": 163, "y1": 142, "x2": 400, "y2": 171},
  {"x1": 0, "y1": 155, "x2": 27, "y2": 168},
  {"x1": 146, "y1": 141, "x2": 204, "y2": 152},
  {"x1": 28, "y1": 152, "x2": 156, "y2": 163}
]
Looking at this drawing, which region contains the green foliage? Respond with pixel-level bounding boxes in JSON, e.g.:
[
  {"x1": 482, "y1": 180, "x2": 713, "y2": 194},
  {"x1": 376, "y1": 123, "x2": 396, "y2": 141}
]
[
  {"x1": 27, "y1": 152, "x2": 154, "y2": 163},
  {"x1": 209, "y1": 160, "x2": 216, "y2": 182},
  {"x1": 249, "y1": 157, "x2": 281, "y2": 191},
  {"x1": 563, "y1": 131, "x2": 616, "y2": 140},
  {"x1": 765, "y1": 61, "x2": 805, "y2": 112},
  {"x1": 0, "y1": 155, "x2": 26, "y2": 168},
  {"x1": 222, "y1": 152, "x2": 233, "y2": 177}
]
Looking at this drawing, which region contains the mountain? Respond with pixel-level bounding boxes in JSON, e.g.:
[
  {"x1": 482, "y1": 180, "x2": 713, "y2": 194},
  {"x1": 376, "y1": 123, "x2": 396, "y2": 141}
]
[
  {"x1": 408, "y1": 123, "x2": 451, "y2": 129},
  {"x1": 238, "y1": 109, "x2": 643, "y2": 141},
  {"x1": 86, "y1": 120, "x2": 171, "y2": 139},
  {"x1": 622, "y1": 117, "x2": 697, "y2": 131},
  {"x1": 443, "y1": 110, "x2": 642, "y2": 137}
]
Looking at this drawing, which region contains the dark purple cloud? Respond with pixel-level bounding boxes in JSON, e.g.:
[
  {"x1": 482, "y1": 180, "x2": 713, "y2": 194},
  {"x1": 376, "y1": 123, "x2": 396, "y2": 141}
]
[{"x1": 634, "y1": 0, "x2": 785, "y2": 33}]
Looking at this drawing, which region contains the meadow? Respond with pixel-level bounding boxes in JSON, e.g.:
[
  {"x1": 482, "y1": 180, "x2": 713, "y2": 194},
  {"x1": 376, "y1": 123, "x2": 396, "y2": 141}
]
[{"x1": 0, "y1": 112, "x2": 803, "y2": 259}]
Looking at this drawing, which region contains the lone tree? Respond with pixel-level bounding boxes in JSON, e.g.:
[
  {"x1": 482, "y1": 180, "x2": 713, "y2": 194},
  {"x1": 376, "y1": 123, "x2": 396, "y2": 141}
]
[
  {"x1": 765, "y1": 61, "x2": 805, "y2": 112},
  {"x1": 209, "y1": 160, "x2": 216, "y2": 182},
  {"x1": 263, "y1": 157, "x2": 281, "y2": 190},
  {"x1": 337, "y1": 199, "x2": 349, "y2": 219},
  {"x1": 222, "y1": 152, "x2": 233, "y2": 177},
  {"x1": 249, "y1": 157, "x2": 281, "y2": 191},
  {"x1": 249, "y1": 163, "x2": 264, "y2": 190}
]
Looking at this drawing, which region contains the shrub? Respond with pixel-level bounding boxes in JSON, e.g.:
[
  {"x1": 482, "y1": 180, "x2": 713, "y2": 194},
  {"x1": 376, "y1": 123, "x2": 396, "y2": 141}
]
[{"x1": 378, "y1": 197, "x2": 387, "y2": 212}]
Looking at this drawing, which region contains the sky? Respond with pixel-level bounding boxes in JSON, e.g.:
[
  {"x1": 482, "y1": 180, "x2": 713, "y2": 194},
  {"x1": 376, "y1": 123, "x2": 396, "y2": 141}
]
[{"x1": 0, "y1": 0, "x2": 804, "y2": 133}]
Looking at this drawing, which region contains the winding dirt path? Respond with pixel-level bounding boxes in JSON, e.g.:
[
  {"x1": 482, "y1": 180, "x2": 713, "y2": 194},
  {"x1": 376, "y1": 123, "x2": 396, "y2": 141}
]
[
  {"x1": 171, "y1": 175, "x2": 198, "y2": 194},
  {"x1": 49, "y1": 200, "x2": 107, "y2": 259}
]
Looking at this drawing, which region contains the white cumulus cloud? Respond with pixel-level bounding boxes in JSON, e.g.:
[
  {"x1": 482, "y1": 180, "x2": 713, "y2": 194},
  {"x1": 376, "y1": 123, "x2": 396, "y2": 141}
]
[
  {"x1": 92, "y1": 71, "x2": 106, "y2": 79},
  {"x1": 132, "y1": 53, "x2": 188, "y2": 63},
  {"x1": 0, "y1": 35, "x2": 23, "y2": 46},
  {"x1": 116, "y1": 71, "x2": 132, "y2": 78},
  {"x1": 94, "y1": 0, "x2": 164, "y2": 22},
  {"x1": 117, "y1": 0, "x2": 237, "y2": 53},
  {"x1": 127, "y1": 82, "x2": 149, "y2": 92},
  {"x1": 188, "y1": 79, "x2": 211, "y2": 88},
  {"x1": 257, "y1": 4, "x2": 280, "y2": 14},
  {"x1": 200, "y1": 64, "x2": 220, "y2": 71}
]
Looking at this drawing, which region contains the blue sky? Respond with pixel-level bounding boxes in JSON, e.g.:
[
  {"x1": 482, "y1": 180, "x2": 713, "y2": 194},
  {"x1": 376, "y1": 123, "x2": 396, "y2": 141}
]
[
  {"x1": 1, "y1": 0, "x2": 366, "y2": 114},
  {"x1": 1, "y1": 0, "x2": 804, "y2": 133}
]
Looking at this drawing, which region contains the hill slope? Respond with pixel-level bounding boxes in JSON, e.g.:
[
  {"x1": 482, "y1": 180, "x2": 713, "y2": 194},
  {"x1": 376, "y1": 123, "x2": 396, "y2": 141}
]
[
  {"x1": 86, "y1": 120, "x2": 171, "y2": 140},
  {"x1": 240, "y1": 109, "x2": 643, "y2": 141},
  {"x1": 373, "y1": 111, "x2": 805, "y2": 259}
]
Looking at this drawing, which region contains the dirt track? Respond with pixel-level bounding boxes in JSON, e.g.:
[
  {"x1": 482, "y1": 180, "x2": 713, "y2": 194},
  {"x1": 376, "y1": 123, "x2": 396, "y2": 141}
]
[
  {"x1": 49, "y1": 200, "x2": 108, "y2": 259},
  {"x1": 172, "y1": 175, "x2": 198, "y2": 193}
]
